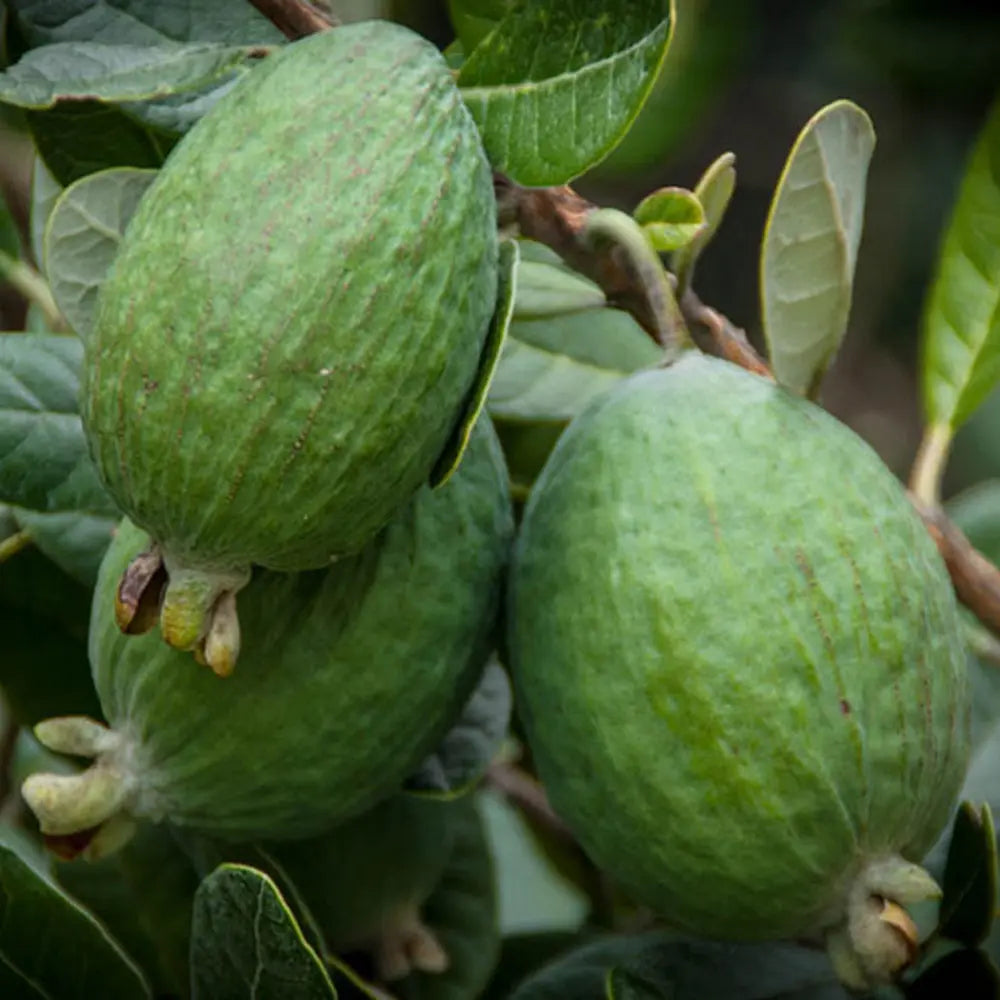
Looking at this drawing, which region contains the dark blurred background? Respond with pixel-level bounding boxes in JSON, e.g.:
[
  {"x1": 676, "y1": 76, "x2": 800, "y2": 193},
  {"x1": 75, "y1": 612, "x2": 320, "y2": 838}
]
[{"x1": 2, "y1": 0, "x2": 999, "y2": 496}]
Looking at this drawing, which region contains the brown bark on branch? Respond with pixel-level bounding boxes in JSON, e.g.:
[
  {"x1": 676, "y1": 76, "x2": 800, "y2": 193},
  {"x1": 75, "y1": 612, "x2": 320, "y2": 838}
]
[
  {"x1": 484, "y1": 761, "x2": 577, "y2": 847},
  {"x1": 499, "y1": 181, "x2": 668, "y2": 341},
  {"x1": 246, "y1": 0, "x2": 335, "y2": 39},
  {"x1": 911, "y1": 497, "x2": 1000, "y2": 638}
]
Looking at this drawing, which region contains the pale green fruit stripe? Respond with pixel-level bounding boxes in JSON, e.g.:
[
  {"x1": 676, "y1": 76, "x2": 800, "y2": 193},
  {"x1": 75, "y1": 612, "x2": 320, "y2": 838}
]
[
  {"x1": 508, "y1": 353, "x2": 969, "y2": 940},
  {"x1": 761, "y1": 100, "x2": 875, "y2": 398},
  {"x1": 921, "y1": 96, "x2": 1000, "y2": 433},
  {"x1": 89, "y1": 420, "x2": 512, "y2": 841}
]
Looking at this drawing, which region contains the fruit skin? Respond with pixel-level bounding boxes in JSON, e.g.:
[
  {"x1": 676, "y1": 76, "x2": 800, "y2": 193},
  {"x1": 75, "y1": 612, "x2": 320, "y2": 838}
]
[
  {"x1": 25, "y1": 418, "x2": 512, "y2": 844},
  {"x1": 81, "y1": 21, "x2": 498, "y2": 588},
  {"x1": 507, "y1": 354, "x2": 969, "y2": 956}
]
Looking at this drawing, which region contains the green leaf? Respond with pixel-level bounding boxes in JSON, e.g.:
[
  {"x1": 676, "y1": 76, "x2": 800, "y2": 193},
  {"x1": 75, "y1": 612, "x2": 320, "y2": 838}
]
[
  {"x1": 921, "y1": 96, "x2": 1000, "y2": 434},
  {"x1": 55, "y1": 844, "x2": 176, "y2": 995},
  {"x1": 672, "y1": 151, "x2": 736, "y2": 294},
  {"x1": 608, "y1": 967, "x2": 663, "y2": 1000},
  {"x1": 8, "y1": 0, "x2": 284, "y2": 48},
  {"x1": 190, "y1": 863, "x2": 337, "y2": 1000},
  {"x1": 43, "y1": 166, "x2": 156, "y2": 338},
  {"x1": 633, "y1": 186, "x2": 704, "y2": 252},
  {"x1": 938, "y1": 802, "x2": 998, "y2": 945},
  {"x1": 458, "y1": 0, "x2": 675, "y2": 186},
  {"x1": 0, "y1": 838, "x2": 151, "y2": 998},
  {"x1": 7, "y1": 0, "x2": 283, "y2": 136},
  {"x1": 12, "y1": 506, "x2": 116, "y2": 585},
  {"x1": 0, "y1": 40, "x2": 256, "y2": 108},
  {"x1": 27, "y1": 100, "x2": 175, "y2": 186},
  {"x1": 29, "y1": 154, "x2": 62, "y2": 265},
  {"x1": 394, "y1": 796, "x2": 501, "y2": 1000},
  {"x1": 760, "y1": 99, "x2": 876, "y2": 398},
  {"x1": 447, "y1": 0, "x2": 511, "y2": 56},
  {"x1": 508, "y1": 934, "x2": 658, "y2": 1000},
  {"x1": 487, "y1": 308, "x2": 661, "y2": 424},
  {"x1": 0, "y1": 333, "x2": 115, "y2": 514},
  {"x1": 481, "y1": 931, "x2": 592, "y2": 1000},
  {"x1": 406, "y1": 658, "x2": 513, "y2": 796},
  {"x1": 513, "y1": 258, "x2": 605, "y2": 320},
  {"x1": 510, "y1": 933, "x2": 850, "y2": 1000},
  {"x1": 114, "y1": 824, "x2": 200, "y2": 996}
]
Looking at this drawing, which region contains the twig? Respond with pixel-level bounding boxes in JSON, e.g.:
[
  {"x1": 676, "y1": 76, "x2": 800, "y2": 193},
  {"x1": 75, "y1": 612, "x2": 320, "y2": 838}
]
[
  {"x1": 500, "y1": 177, "x2": 763, "y2": 368},
  {"x1": 0, "y1": 529, "x2": 32, "y2": 563},
  {"x1": 0, "y1": 253, "x2": 66, "y2": 332},
  {"x1": 679, "y1": 286, "x2": 771, "y2": 377},
  {"x1": 498, "y1": 178, "x2": 676, "y2": 346},
  {"x1": 504, "y1": 176, "x2": 1000, "y2": 644},
  {"x1": 246, "y1": 0, "x2": 336, "y2": 39},
  {"x1": 484, "y1": 761, "x2": 577, "y2": 846},
  {"x1": 910, "y1": 496, "x2": 1000, "y2": 637}
]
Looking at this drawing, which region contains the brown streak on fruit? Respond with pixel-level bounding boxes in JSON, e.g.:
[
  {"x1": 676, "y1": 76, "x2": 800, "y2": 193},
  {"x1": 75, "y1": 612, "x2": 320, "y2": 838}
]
[
  {"x1": 115, "y1": 545, "x2": 167, "y2": 635},
  {"x1": 246, "y1": 0, "x2": 337, "y2": 39}
]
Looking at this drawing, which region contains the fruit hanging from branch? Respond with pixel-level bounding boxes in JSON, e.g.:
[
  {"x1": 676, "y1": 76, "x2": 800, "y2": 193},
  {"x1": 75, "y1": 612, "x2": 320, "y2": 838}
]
[
  {"x1": 507, "y1": 350, "x2": 970, "y2": 991},
  {"x1": 82, "y1": 20, "x2": 501, "y2": 674}
]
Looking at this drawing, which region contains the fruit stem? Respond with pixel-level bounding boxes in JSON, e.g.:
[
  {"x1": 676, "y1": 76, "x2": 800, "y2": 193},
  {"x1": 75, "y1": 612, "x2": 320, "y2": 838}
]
[
  {"x1": 583, "y1": 208, "x2": 694, "y2": 352},
  {"x1": 0, "y1": 528, "x2": 32, "y2": 563},
  {"x1": 909, "y1": 423, "x2": 953, "y2": 506},
  {"x1": 0, "y1": 251, "x2": 67, "y2": 333}
]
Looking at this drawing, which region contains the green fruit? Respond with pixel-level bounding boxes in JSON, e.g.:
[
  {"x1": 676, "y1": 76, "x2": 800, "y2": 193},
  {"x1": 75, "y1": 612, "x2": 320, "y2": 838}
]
[
  {"x1": 81, "y1": 20, "x2": 499, "y2": 672},
  {"x1": 23, "y1": 419, "x2": 512, "y2": 847},
  {"x1": 507, "y1": 352, "x2": 970, "y2": 990}
]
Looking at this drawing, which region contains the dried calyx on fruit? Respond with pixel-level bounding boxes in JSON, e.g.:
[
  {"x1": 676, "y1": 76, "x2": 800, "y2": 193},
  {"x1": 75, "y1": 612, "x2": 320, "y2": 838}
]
[
  {"x1": 82, "y1": 19, "x2": 500, "y2": 673},
  {"x1": 24, "y1": 420, "x2": 513, "y2": 854},
  {"x1": 507, "y1": 351, "x2": 970, "y2": 992}
]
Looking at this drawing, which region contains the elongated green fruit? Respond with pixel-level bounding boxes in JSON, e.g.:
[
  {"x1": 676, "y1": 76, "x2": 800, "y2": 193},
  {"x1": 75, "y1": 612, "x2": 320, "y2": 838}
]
[
  {"x1": 82, "y1": 20, "x2": 499, "y2": 670},
  {"x1": 25, "y1": 420, "x2": 512, "y2": 847},
  {"x1": 508, "y1": 352, "x2": 969, "y2": 990}
]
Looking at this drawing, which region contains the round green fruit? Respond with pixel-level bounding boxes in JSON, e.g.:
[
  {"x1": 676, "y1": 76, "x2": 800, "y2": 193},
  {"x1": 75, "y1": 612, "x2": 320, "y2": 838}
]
[
  {"x1": 81, "y1": 20, "x2": 499, "y2": 671},
  {"x1": 24, "y1": 419, "x2": 512, "y2": 847},
  {"x1": 507, "y1": 352, "x2": 970, "y2": 990}
]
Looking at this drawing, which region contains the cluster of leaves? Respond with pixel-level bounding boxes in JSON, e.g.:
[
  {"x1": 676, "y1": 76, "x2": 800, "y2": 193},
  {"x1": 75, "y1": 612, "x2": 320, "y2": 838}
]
[{"x1": 0, "y1": 1, "x2": 999, "y2": 998}]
